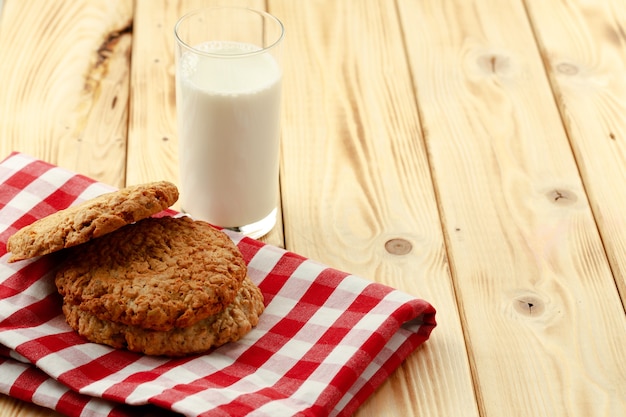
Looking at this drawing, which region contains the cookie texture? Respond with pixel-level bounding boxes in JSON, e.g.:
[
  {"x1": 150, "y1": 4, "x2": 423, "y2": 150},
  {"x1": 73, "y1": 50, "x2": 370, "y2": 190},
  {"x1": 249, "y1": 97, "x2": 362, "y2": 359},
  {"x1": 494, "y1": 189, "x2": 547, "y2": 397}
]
[
  {"x1": 55, "y1": 216, "x2": 247, "y2": 331},
  {"x1": 7, "y1": 181, "x2": 179, "y2": 262},
  {"x1": 62, "y1": 276, "x2": 264, "y2": 356}
]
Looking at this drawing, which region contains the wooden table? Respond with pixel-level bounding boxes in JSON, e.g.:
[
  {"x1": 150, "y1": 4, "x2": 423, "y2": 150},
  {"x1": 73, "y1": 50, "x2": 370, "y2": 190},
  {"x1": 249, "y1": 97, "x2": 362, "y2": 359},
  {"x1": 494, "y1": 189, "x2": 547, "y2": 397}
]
[{"x1": 1, "y1": 0, "x2": 626, "y2": 416}]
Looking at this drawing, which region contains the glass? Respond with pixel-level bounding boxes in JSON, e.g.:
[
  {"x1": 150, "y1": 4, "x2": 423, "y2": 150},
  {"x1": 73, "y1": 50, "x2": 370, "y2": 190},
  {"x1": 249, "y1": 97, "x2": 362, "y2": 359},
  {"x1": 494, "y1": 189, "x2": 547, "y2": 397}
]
[{"x1": 174, "y1": 7, "x2": 284, "y2": 238}]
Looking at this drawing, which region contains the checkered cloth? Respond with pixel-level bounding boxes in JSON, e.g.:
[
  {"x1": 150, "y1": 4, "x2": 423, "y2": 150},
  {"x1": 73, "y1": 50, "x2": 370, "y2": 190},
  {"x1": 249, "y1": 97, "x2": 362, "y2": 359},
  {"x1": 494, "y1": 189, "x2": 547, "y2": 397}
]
[{"x1": 0, "y1": 152, "x2": 436, "y2": 417}]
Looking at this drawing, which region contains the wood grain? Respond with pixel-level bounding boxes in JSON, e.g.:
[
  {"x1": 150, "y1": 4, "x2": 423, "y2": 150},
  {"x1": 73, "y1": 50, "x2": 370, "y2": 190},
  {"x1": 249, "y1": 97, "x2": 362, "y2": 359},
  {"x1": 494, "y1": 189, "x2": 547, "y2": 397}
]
[
  {"x1": 3, "y1": 0, "x2": 626, "y2": 416},
  {"x1": 0, "y1": 1, "x2": 131, "y2": 412},
  {"x1": 127, "y1": 0, "x2": 284, "y2": 247},
  {"x1": 524, "y1": 0, "x2": 626, "y2": 310},
  {"x1": 0, "y1": 1, "x2": 278, "y2": 414},
  {"x1": 268, "y1": 0, "x2": 478, "y2": 416},
  {"x1": 0, "y1": 0, "x2": 132, "y2": 188},
  {"x1": 398, "y1": 0, "x2": 626, "y2": 415}
]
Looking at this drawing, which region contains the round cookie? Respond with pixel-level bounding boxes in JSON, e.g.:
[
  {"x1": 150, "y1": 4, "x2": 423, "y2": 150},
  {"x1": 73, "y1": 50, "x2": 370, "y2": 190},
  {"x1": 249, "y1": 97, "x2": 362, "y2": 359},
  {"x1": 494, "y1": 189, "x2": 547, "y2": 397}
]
[
  {"x1": 62, "y1": 276, "x2": 265, "y2": 356},
  {"x1": 55, "y1": 216, "x2": 247, "y2": 331},
  {"x1": 7, "y1": 181, "x2": 179, "y2": 262}
]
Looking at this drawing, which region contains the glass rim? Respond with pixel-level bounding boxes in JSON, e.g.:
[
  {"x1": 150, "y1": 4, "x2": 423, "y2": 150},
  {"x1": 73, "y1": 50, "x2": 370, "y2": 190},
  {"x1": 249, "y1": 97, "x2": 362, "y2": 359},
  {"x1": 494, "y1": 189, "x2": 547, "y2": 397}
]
[{"x1": 174, "y1": 6, "x2": 285, "y2": 59}]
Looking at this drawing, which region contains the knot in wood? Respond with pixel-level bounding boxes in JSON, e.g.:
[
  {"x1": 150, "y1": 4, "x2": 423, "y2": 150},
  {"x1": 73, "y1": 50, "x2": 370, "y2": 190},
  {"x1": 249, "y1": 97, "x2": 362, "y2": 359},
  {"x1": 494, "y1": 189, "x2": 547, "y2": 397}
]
[
  {"x1": 385, "y1": 238, "x2": 412, "y2": 255},
  {"x1": 513, "y1": 294, "x2": 545, "y2": 317},
  {"x1": 546, "y1": 189, "x2": 577, "y2": 206},
  {"x1": 477, "y1": 53, "x2": 512, "y2": 76},
  {"x1": 556, "y1": 62, "x2": 579, "y2": 76}
]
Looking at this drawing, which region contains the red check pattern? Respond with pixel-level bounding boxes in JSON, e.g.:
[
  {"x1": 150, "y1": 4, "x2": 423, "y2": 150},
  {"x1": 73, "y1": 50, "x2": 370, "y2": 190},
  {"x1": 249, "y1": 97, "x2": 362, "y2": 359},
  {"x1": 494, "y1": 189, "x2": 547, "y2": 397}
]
[{"x1": 0, "y1": 153, "x2": 436, "y2": 417}]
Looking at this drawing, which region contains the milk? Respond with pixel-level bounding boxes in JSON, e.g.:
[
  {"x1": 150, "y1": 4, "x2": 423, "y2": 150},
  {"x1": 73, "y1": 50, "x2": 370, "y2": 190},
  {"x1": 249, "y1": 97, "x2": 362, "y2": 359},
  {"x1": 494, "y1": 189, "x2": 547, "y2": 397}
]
[{"x1": 176, "y1": 41, "x2": 282, "y2": 230}]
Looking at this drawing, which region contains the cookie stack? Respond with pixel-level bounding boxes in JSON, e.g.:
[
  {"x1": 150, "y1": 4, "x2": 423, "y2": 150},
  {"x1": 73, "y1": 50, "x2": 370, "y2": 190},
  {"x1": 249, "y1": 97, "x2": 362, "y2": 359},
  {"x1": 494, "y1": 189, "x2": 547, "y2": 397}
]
[{"x1": 7, "y1": 182, "x2": 264, "y2": 357}]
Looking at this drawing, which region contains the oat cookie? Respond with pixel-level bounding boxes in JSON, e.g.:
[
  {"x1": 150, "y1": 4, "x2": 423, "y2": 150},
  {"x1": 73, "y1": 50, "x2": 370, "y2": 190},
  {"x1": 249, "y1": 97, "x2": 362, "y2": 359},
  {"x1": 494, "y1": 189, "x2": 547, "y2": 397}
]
[
  {"x1": 55, "y1": 216, "x2": 247, "y2": 331},
  {"x1": 62, "y1": 276, "x2": 264, "y2": 356},
  {"x1": 7, "y1": 181, "x2": 179, "y2": 262}
]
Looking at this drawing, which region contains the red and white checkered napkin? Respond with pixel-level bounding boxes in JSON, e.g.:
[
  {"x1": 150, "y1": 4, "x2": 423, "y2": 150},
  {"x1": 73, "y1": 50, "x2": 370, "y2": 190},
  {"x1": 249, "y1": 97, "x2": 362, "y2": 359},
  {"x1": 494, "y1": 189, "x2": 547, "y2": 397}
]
[{"x1": 0, "y1": 152, "x2": 436, "y2": 417}]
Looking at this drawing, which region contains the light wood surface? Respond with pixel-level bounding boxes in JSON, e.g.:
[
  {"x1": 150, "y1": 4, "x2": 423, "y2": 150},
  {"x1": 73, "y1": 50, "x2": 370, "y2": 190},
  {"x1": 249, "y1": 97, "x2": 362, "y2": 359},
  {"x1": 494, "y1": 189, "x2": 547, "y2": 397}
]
[
  {"x1": 0, "y1": 0, "x2": 132, "y2": 188},
  {"x1": 1, "y1": 1, "x2": 625, "y2": 417},
  {"x1": 398, "y1": 0, "x2": 626, "y2": 415},
  {"x1": 526, "y1": 0, "x2": 626, "y2": 312}
]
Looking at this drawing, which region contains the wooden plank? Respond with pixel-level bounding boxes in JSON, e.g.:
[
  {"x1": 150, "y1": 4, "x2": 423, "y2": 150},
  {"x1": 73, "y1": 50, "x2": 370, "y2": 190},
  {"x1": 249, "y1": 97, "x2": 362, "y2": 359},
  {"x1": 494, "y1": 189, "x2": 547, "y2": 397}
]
[
  {"x1": 267, "y1": 1, "x2": 478, "y2": 416},
  {"x1": 524, "y1": 0, "x2": 626, "y2": 310},
  {"x1": 397, "y1": 0, "x2": 626, "y2": 415},
  {"x1": 0, "y1": 1, "x2": 131, "y2": 413},
  {"x1": 127, "y1": 0, "x2": 284, "y2": 247},
  {"x1": 0, "y1": 0, "x2": 132, "y2": 188}
]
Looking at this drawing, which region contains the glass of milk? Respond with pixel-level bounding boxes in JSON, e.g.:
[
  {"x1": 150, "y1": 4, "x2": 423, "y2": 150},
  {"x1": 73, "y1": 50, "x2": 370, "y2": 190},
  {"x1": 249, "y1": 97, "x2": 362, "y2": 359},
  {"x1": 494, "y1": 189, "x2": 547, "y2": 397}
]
[{"x1": 174, "y1": 7, "x2": 284, "y2": 238}]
